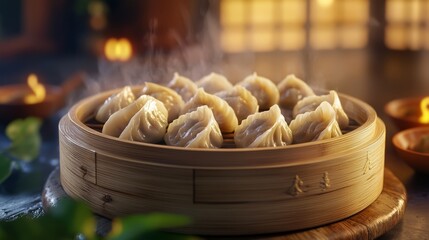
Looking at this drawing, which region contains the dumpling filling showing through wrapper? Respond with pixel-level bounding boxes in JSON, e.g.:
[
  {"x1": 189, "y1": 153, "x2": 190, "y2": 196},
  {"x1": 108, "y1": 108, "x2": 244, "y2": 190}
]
[
  {"x1": 164, "y1": 105, "x2": 223, "y2": 148},
  {"x1": 234, "y1": 104, "x2": 293, "y2": 148},
  {"x1": 289, "y1": 101, "x2": 342, "y2": 144}
]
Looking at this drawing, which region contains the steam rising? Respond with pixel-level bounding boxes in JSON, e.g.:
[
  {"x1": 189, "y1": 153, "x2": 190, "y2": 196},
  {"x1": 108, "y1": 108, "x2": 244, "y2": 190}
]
[{"x1": 82, "y1": 4, "x2": 231, "y2": 99}]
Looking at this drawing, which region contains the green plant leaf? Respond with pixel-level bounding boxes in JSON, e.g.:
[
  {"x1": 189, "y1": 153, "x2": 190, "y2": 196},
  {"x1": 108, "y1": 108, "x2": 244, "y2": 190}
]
[
  {"x1": 48, "y1": 198, "x2": 97, "y2": 239},
  {"x1": 6, "y1": 117, "x2": 42, "y2": 161},
  {"x1": 0, "y1": 155, "x2": 12, "y2": 183},
  {"x1": 108, "y1": 213, "x2": 193, "y2": 240}
]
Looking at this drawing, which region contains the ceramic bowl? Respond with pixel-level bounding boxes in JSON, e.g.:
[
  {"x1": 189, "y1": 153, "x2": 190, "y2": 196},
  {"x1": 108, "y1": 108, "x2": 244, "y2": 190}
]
[
  {"x1": 392, "y1": 127, "x2": 429, "y2": 174},
  {"x1": 385, "y1": 97, "x2": 429, "y2": 130}
]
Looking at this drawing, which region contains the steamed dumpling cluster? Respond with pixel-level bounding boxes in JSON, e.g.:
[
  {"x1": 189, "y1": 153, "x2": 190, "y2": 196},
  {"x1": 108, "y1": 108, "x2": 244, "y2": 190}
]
[{"x1": 94, "y1": 72, "x2": 350, "y2": 149}]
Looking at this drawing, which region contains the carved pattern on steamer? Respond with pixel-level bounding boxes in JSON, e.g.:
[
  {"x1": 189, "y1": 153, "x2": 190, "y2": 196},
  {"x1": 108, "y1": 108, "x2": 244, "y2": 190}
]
[
  {"x1": 320, "y1": 171, "x2": 331, "y2": 191},
  {"x1": 288, "y1": 175, "x2": 304, "y2": 196}
]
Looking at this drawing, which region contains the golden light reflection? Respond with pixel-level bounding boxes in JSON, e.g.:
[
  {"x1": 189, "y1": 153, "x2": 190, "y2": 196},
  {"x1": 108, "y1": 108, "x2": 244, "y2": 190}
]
[
  {"x1": 311, "y1": 26, "x2": 337, "y2": 49},
  {"x1": 385, "y1": 25, "x2": 406, "y2": 50},
  {"x1": 249, "y1": 27, "x2": 275, "y2": 51},
  {"x1": 385, "y1": 0, "x2": 426, "y2": 50},
  {"x1": 221, "y1": 28, "x2": 245, "y2": 53},
  {"x1": 104, "y1": 38, "x2": 132, "y2": 61},
  {"x1": 280, "y1": 28, "x2": 306, "y2": 50},
  {"x1": 249, "y1": 0, "x2": 274, "y2": 25},
  {"x1": 24, "y1": 74, "x2": 46, "y2": 104},
  {"x1": 280, "y1": 0, "x2": 306, "y2": 23},
  {"x1": 221, "y1": 0, "x2": 245, "y2": 25},
  {"x1": 317, "y1": 0, "x2": 334, "y2": 8},
  {"x1": 419, "y1": 97, "x2": 429, "y2": 124},
  {"x1": 339, "y1": 26, "x2": 367, "y2": 49},
  {"x1": 220, "y1": 0, "x2": 369, "y2": 52}
]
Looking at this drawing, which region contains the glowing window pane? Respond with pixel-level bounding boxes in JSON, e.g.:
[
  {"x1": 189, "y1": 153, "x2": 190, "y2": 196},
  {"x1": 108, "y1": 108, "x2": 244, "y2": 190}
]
[
  {"x1": 311, "y1": 26, "x2": 337, "y2": 49},
  {"x1": 339, "y1": 25, "x2": 367, "y2": 49},
  {"x1": 385, "y1": 25, "x2": 406, "y2": 50},
  {"x1": 408, "y1": 25, "x2": 422, "y2": 50},
  {"x1": 342, "y1": 0, "x2": 369, "y2": 23},
  {"x1": 221, "y1": 0, "x2": 246, "y2": 26},
  {"x1": 249, "y1": 0, "x2": 275, "y2": 25},
  {"x1": 249, "y1": 27, "x2": 275, "y2": 51},
  {"x1": 221, "y1": 28, "x2": 246, "y2": 53},
  {"x1": 386, "y1": 0, "x2": 405, "y2": 23},
  {"x1": 281, "y1": 0, "x2": 306, "y2": 24},
  {"x1": 311, "y1": 0, "x2": 336, "y2": 23},
  {"x1": 408, "y1": 0, "x2": 423, "y2": 23},
  {"x1": 279, "y1": 27, "x2": 306, "y2": 50}
]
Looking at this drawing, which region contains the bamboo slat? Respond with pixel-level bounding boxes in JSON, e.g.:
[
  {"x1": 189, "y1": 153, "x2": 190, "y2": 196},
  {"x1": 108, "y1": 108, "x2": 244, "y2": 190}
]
[{"x1": 59, "y1": 87, "x2": 386, "y2": 235}]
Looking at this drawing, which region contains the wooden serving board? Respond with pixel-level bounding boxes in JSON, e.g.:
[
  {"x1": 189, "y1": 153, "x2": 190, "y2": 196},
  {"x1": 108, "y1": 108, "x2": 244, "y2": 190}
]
[{"x1": 42, "y1": 168, "x2": 406, "y2": 239}]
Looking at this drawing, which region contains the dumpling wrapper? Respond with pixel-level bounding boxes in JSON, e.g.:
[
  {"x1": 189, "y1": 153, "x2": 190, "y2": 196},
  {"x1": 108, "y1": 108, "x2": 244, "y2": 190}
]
[
  {"x1": 166, "y1": 72, "x2": 198, "y2": 102},
  {"x1": 234, "y1": 104, "x2": 293, "y2": 148},
  {"x1": 119, "y1": 97, "x2": 168, "y2": 143},
  {"x1": 215, "y1": 85, "x2": 259, "y2": 123},
  {"x1": 95, "y1": 86, "x2": 135, "y2": 123},
  {"x1": 182, "y1": 88, "x2": 238, "y2": 133},
  {"x1": 289, "y1": 101, "x2": 342, "y2": 144},
  {"x1": 237, "y1": 72, "x2": 279, "y2": 111},
  {"x1": 102, "y1": 95, "x2": 167, "y2": 137},
  {"x1": 140, "y1": 82, "x2": 184, "y2": 123},
  {"x1": 196, "y1": 72, "x2": 233, "y2": 94},
  {"x1": 293, "y1": 90, "x2": 349, "y2": 129},
  {"x1": 164, "y1": 106, "x2": 223, "y2": 148},
  {"x1": 277, "y1": 74, "x2": 315, "y2": 109}
]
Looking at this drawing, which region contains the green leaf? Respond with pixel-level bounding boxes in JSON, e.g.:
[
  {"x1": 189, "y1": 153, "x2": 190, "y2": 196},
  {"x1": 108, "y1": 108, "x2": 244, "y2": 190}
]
[
  {"x1": 0, "y1": 155, "x2": 12, "y2": 183},
  {"x1": 48, "y1": 198, "x2": 96, "y2": 239},
  {"x1": 6, "y1": 117, "x2": 42, "y2": 161},
  {"x1": 108, "y1": 213, "x2": 193, "y2": 240}
]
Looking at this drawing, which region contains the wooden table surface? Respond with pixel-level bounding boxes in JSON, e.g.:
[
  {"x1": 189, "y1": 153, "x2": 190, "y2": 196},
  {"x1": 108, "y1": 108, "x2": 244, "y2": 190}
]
[{"x1": 1, "y1": 51, "x2": 429, "y2": 239}]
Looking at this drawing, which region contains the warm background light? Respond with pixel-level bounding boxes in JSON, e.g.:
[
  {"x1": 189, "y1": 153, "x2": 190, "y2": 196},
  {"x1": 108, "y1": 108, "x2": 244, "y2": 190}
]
[
  {"x1": 220, "y1": 0, "x2": 369, "y2": 53},
  {"x1": 419, "y1": 97, "x2": 429, "y2": 124},
  {"x1": 385, "y1": 0, "x2": 428, "y2": 50},
  {"x1": 24, "y1": 74, "x2": 46, "y2": 104},
  {"x1": 104, "y1": 38, "x2": 132, "y2": 61}
]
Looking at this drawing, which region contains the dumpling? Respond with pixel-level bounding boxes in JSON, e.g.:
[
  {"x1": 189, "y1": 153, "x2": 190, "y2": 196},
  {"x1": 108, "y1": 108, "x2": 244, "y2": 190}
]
[
  {"x1": 196, "y1": 72, "x2": 233, "y2": 94},
  {"x1": 102, "y1": 95, "x2": 167, "y2": 138},
  {"x1": 95, "y1": 86, "x2": 135, "y2": 123},
  {"x1": 237, "y1": 72, "x2": 279, "y2": 111},
  {"x1": 277, "y1": 74, "x2": 315, "y2": 109},
  {"x1": 119, "y1": 97, "x2": 168, "y2": 143},
  {"x1": 139, "y1": 82, "x2": 184, "y2": 123},
  {"x1": 166, "y1": 72, "x2": 198, "y2": 102},
  {"x1": 164, "y1": 106, "x2": 223, "y2": 148},
  {"x1": 289, "y1": 101, "x2": 342, "y2": 144},
  {"x1": 182, "y1": 88, "x2": 238, "y2": 133},
  {"x1": 215, "y1": 85, "x2": 259, "y2": 123},
  {"x1": 293, "y1": 90, "x2": 349, "y2": 129},
  {"x1": 234, "y1": 105, "x2": 292, "y2": 148}
]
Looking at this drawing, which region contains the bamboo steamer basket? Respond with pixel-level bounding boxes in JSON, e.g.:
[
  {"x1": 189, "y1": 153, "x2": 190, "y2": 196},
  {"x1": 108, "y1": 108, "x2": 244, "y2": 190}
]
[{"x1": 59, "y1": 87, "x2": 385, "y2": 236}]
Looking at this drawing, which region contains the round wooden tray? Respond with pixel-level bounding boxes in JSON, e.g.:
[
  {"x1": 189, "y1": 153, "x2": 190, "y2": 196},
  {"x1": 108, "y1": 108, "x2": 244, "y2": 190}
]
[{"x1": 43, "y1": 167, "x2": 406, "y2": 239}]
